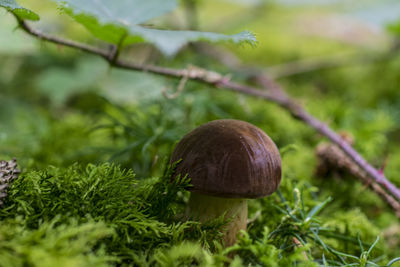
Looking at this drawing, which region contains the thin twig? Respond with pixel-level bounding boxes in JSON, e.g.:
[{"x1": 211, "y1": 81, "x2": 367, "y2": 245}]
[
  {"x1": 292, "y1": 237, "x2": 309, "y2": 260},
  {"x1": 14, "y1": 18, "x2": 400, "y2": 201},
  {"x1": 162, "y1": 74, "x2": 189, "y2": 99},
  {"x1": 316, "y1": 142, "x2": 400, "y2": 217},
  {"x1": 16, "y1": 19, "x2": 109, "y2": 58}
]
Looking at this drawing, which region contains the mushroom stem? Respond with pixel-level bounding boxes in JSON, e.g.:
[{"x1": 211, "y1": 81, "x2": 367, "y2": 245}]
[{"x1": 187, "y1": 192, "x2": 247, "y2": 247}]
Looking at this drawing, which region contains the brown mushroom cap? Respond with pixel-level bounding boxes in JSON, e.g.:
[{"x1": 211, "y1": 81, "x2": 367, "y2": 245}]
[{"x1": 170, "y1": 119, "x2": 281, "y2": 198}]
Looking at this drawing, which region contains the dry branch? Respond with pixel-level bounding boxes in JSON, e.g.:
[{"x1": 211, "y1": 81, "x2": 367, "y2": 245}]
[{"x1": 316, "y1": 142, "x2": 400, "y2": 217}]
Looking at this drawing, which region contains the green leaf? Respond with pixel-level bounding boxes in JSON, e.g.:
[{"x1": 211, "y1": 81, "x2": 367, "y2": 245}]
[
  {"x1": 0, "y1": 0, "x2": 39, "y2": 21},
  {"x1": 125, "y1": 26, "x2": 256, "y2": 56},
  {"x1": 304, "y1": 197, "x2": 332, "y2": 223},
  {"x1": 55, "y1": 0, "x2": 256, "y2": 56}
]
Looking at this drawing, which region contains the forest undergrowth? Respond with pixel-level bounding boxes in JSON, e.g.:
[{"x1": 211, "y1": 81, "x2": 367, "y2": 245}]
[{"x1": 1, "y1": 0, "x2": 400, "y2": 266}]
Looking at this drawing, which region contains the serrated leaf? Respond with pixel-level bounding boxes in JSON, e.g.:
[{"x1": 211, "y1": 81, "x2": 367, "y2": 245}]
[
  {"x1": 0, "y1": 0, "x2": 39, "y2": 21},
  {"x1": 55, "y1": 0, "x2": 256, "y2": 56},
  {"x1": 126, "y1": 26, "x2": 256, "y2": 56}
]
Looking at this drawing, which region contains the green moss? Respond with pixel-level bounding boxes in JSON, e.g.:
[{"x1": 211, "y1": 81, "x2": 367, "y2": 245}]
[
  {"x1": 0, "y1": 218, "x2": 114, "y2": 267},
  {"x1": 0, "y1": 162, "x2": 393, "y2": 266}
]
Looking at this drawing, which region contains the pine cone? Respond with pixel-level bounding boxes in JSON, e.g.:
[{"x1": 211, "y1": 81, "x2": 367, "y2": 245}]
[{"x1": 0, "y1": 158, "x2": 21, "y2": 206}]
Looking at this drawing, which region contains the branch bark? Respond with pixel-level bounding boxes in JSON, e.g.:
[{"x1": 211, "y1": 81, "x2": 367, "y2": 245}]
[
  {"x1": 316, "y1": 142, "x2": 400, "y2": 217},
  {"x1": 14, "y1": 18, "x2": 400, "y2": 202}
]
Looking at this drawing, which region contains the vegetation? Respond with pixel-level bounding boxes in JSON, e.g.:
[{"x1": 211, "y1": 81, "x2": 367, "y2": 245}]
[{"x1": 1, "y1": 0, "x2": 400, "y2": 266}]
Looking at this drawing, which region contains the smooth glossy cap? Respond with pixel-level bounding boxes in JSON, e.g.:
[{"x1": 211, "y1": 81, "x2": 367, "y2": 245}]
[{"x1": 170, "y1": 119, "x2": 281, "y2": 198}]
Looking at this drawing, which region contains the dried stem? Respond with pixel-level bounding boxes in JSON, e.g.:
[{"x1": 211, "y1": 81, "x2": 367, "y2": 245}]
[
  {"x1": 316, "y1": 142, "x2": 400, "y2": 217},
  {"x1": 292, "y1": 237, "x2": 309, "y2": 260},
  {"x1": 14, "y1": 18, "x2": 400, "y2": 202}
]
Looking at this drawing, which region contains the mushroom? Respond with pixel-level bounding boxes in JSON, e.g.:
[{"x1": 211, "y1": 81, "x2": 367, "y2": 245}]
[{"x1": 170, "y1": 119, "x2": 281, "y2": 246}]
